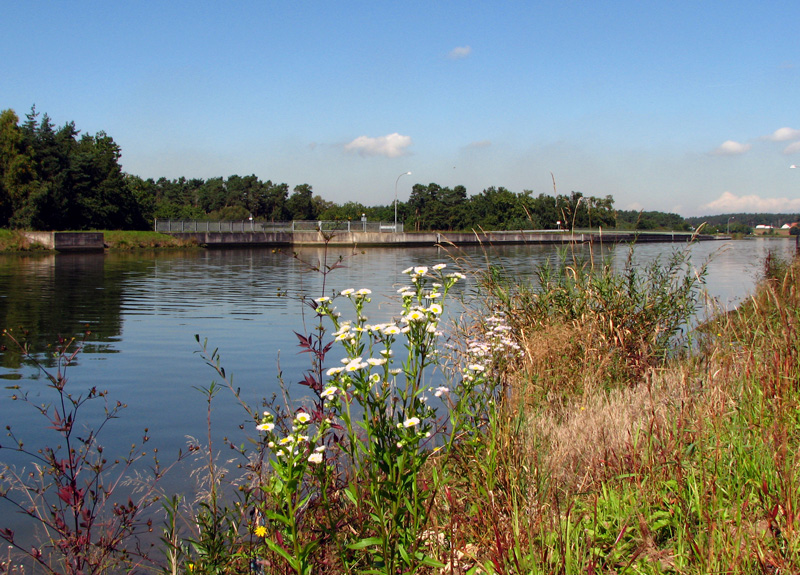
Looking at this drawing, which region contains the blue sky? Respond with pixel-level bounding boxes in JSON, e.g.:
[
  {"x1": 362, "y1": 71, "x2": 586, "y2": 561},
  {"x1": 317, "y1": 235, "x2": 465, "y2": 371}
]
[{"x1": 3, "y1": 0, "x2": 800, "y2": 216}]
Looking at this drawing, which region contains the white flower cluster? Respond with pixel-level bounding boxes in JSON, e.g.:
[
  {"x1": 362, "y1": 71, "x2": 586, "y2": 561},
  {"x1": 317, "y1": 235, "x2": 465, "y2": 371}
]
[{"x1": 256, "y1": 409, "x2": 328, "y2": 465}]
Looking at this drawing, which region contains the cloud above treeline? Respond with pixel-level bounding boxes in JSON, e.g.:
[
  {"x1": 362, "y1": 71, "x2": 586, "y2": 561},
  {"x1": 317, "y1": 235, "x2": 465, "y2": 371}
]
[
  {"x1": 712, "y1": 127, "x2": 800, "y2": 156},
  {"x1": 700, "y1": 191, "x2": 800, "y2": 213},
  {"x1": 344, "y1": 133, "x2": 412, "y2": 158},
  {"x1": 447, "y1": 45, "x2": 472, "y2": 59}
]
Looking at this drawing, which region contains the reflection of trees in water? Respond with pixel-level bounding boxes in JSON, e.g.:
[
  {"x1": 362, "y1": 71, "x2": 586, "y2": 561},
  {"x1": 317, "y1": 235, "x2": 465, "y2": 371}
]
[{"x1": 0, "y1": 253, "x2": 138, "y2": 369}]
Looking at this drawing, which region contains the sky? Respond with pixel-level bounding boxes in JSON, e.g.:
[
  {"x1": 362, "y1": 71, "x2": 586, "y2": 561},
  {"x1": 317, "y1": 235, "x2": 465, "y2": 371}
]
[{"x1": 3, "y1": 0, "x2": 800, "y2": 217}]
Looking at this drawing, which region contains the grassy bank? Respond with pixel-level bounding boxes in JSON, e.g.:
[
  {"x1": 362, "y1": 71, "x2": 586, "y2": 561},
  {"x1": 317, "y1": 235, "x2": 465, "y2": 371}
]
[
  {"x1": 0, "y1": 229, "x2": 50, "y2": 252},
  {"x1": 0, "y1": 229, "x2": 198, "y2": 251},
  {"x1": 1, "y1": 246, "x2": 798, "y2": 574},
  {"x1": 448, "y1": 247, "x2": 800, "y2": 573},
  {"x1": 102, "y1": 230, "x2": 199, "y2": 250}
]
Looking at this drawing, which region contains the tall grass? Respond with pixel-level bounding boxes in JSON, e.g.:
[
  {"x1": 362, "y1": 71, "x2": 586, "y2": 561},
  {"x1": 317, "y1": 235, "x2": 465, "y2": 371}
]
[{"x1": 446, "y1": 246, "x2": 800, "y2": 573}]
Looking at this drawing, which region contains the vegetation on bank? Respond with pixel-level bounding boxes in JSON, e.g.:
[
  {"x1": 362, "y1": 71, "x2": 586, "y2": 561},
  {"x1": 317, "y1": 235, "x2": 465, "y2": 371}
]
[
  {"x1": 1, "y1": 240, "x2": 799, "y2": 570},
  {"x1": 0, "y1": 230, "x2": 199, "y2": 252},
  {"x1": 101, "y1": 231, "x2": 199, "y2": 250},
  {"x1": 0, "y1": 229, "x2": 49, "y2": 252}
]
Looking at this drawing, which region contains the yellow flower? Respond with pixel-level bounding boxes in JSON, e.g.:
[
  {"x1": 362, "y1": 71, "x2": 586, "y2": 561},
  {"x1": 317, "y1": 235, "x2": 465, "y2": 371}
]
[{"x1": 254, "y1": 525, "x2": 268, "y2": 538}]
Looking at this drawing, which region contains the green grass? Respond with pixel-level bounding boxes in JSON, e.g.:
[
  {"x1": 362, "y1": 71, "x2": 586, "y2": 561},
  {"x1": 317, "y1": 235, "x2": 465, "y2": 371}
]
[
  {"x1": 101, "y1": 230, "x2": 199, "y2": 250},
  {"x1": 0, "y1": 229, "x2": 50, "y2": 252}
]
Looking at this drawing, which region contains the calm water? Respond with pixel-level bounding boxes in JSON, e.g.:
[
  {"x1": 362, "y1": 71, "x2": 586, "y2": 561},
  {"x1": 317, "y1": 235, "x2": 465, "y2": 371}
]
[{"x1": 0, "y1": 238, "x2": 795, "y2": 536}]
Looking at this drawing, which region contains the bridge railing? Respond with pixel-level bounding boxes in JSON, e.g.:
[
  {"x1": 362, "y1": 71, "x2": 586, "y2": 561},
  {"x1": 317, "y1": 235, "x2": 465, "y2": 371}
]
[{"x1": 154, "y1": 219, "x2": 404, "y2": 233}]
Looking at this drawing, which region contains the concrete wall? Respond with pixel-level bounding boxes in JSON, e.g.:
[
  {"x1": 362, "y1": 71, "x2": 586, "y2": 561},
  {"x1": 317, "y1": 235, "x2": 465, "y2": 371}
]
[
  {"x1": 167, "y1": 229, "x2": 707, "y2": 248},
  {"x1": 23, "y1": 232, "x2": 105, "y2": 251}
]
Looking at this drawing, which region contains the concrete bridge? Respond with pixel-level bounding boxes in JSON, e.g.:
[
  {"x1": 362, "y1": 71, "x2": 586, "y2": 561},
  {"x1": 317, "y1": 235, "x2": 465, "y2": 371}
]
[{"x1": 159, "y1": 224, "x2": 716, "y2": 248}]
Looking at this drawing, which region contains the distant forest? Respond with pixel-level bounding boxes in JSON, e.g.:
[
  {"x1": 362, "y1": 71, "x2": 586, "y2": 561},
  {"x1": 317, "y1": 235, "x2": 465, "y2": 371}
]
[{"x1": 1, "y1": 106, "x2": 797, "y2": 233}]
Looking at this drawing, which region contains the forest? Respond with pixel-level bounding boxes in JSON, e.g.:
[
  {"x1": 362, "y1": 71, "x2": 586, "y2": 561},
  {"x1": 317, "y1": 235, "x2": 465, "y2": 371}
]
[{"x1": 2, "y1": 106, "x2": 789, "y2": 234}]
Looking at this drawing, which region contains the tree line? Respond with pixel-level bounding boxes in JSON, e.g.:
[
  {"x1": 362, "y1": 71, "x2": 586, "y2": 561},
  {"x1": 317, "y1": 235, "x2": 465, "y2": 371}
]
[{"x1": 2, "y1": 106, "x2": 697, "y2": 232}]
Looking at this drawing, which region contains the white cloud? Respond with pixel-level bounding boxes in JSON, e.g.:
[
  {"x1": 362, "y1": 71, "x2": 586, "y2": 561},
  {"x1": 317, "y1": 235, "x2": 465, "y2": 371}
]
[
  {"x1": 711, "y1": 140, "x2": 751, "y2": 156},
  {"x1": 700, "y1": 191, "x2": 800, "y2": 213},
  {"x1": 447, "y1": 45, "x2": 472, "y2": 60},
  {"x1": 344, "y1": 133, "x2": 412, "y2": 158},
  {"x1": 784, "y1": 141, "x2": 800, "y2": 155},
  {"x1": 765, "y1": 127, "x2": 800, "y2": 142}
]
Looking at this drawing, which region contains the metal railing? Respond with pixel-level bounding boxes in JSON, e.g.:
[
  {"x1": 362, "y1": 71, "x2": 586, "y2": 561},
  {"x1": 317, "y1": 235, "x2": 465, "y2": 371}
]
[{"x1": 154, "y1": 219, "x2": 404, "y2": 233}]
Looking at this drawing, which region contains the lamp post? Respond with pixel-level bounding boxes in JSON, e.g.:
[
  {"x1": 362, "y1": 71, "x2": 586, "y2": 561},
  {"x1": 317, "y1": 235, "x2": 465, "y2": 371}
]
[
  {"x1": 727, "y1": 216, "x2": 734, "y2": 235},
  {"x1": 394, "y1": 171, "x2": 411, "y2": 231}
]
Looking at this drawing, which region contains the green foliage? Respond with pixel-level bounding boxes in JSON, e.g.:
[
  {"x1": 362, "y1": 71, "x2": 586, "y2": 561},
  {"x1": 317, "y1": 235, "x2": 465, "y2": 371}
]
[
  {"x1": 0, "y1": 106, "x2": 145, "y2": 230},
  {"x1": 616, "y1": 209, "x2": 691, "y2": 231},
  {"x1": 484, "y1": 244, "x2": 706, "y2": 389}
]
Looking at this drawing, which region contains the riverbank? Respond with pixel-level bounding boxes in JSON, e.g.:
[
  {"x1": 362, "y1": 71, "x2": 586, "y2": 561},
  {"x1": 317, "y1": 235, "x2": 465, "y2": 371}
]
[{"x1": 0, "y1": 230, "x2": 199, "y2": 252}]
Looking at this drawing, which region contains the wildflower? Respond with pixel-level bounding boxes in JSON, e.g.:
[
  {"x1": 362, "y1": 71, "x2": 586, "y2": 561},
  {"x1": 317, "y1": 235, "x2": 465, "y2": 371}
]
[
  {"x1": 413, "y1": 266, "x2": 428, "y2": 275},
  {"x1": 403, "y1": 417, "x2": 420, "y2": 428},
  {"x1": 295, "y1": 412, "x2": 311, "y2": 424},
  {"x1": 340, "y1": 288, "x2": 355, "y2": 296},
  {"x1": 346, "y1": 358, "x2": 368, "y2": 371},
  {"x1": 434, "y1": 386, "x2": 449, "y2": 397},
  {"x1": 279, "y1": 436, "x2": 294, "y2": 445},
  {"x1": 315, "y1": 445, "x2": 326, "y2": 452},
  {"x1": 383, "y1": 325, "x2": 401, "y2": 335},
  {"x1": 404, "y1": 310, "x2": 426, "y2": 322},
  {"x1": 254, "y1": 525, "x2": 268, "y2": 538},
  {"x1": 355, "y1": 288, "x2": 372, "y2": 297},
  {"x1": 400, "y1": 290, "x2": 416, "y2": 298},
  {"x1": 321, "y1": 386, "x2": 337, "y2": 399},
  {"x1": 367, "y1": 357, "x2": 387, "y2": 366},
  {"x1": 402, "y1": 266, "x2": 415, "y2": 274},
  {"x1": 447, "y1": 272, "x2": 466, "y2": 280},
  {"x1": 256, "y1": 422, "x2": 275, "y2": 432},
  {"x1": 433, "y1": 263, "x2": 447, "y2": 270},
  {"x1": 308, "y1": 452, "x2": 323, "y2": 464},
  {"x1": 428, "y1": 303, "x2": 444, "y2": 315},
  {"x1": 327, "y1": 366, "x2": 344, "y2": 376},
  {"x1": 390, "y1": 368, "x2": 402, "y2": 375},
  {"x1": 315, "y1": 296, "x2": 331, "y2": 303},
  {"x1": 467, "y1": 364, "x2": 485, "y2": 372}
]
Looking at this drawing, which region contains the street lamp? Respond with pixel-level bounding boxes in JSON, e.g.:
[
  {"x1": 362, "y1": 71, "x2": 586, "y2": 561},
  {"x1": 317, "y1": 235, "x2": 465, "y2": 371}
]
[
  {"x1": 394, "y1": 171, "x2": 411, "y2": 231},
  {"x1": 727, "y1": 216, "x2": 734, "y2": 235}
]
